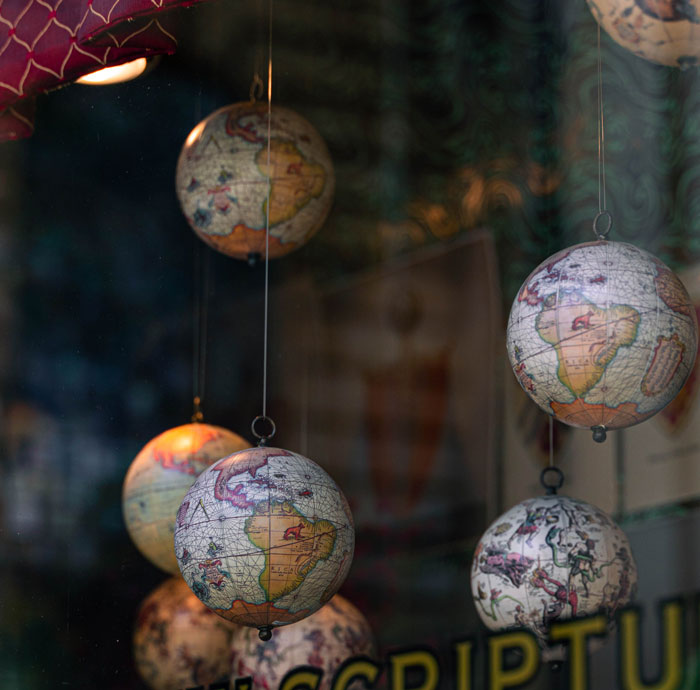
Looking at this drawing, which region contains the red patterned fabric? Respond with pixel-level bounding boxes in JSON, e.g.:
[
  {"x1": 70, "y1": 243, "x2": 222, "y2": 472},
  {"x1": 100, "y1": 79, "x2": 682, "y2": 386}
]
[{"x1": 0, "y1": 0, "x2": 207, "y2": 142}]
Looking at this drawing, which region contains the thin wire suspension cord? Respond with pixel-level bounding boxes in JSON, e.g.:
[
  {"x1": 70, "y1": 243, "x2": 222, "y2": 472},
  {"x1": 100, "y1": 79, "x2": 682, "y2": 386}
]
[
  {"x1": 262, "y1": 0, "x2": 273, "y2": 420},
  {"x1": 597, "y1": 24, "x2": 607, "y2": 214},
  {"x1": 549, "y1": 415, "x2": 554, "y2": 468},
  {"x1": 192, "y1": 239, "x2": 210, "y2": 421}
]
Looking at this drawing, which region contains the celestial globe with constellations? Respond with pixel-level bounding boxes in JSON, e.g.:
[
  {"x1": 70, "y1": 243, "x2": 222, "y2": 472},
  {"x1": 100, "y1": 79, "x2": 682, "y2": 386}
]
[
  {"x1": 587, "y1": 0, "x2": 700, "y2": 69},
  {"x1": 174, "y1": 446, "x2": 355, "y2": 639},
  {"x1": 133, "y1": 577, "x2": 234, "y2": 690},
  {"x1": 230, "y1": 594, "x2": 376, "y2": 690},
  {"x1": 176, "y1": 102, "x2": 335, "y2": 262},
  {"x1": 122, "y1": 423, "x2": 250, "y2": 574},
  {"x1": 471, "y1": 494, "x2": 637, "y2": 646},
  {"x1": 507, "y1": 241, "x2": 698, "y2": 440}
]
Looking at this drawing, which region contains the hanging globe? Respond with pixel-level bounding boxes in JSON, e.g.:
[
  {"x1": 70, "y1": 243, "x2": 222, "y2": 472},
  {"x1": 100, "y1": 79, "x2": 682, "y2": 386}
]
[
  {"x1": 507, "y1": 240, "x2": 698, "y2": 441},
  {"x1": 174, "y1": 446, "x2": 355, "y2": 639},
  {"x1": 123, "y1": 423, "x2": 250, "y2": 574},
  {"x1": 133, "y1": 577, "x2": 234, "y2": 690},
  {"x1": 230, "y1": 594, "x2": 375, "y2": 690},
  {"x1": 175, "y1": 102, "x2": 335, "y2": 262},
  {"x1": 587, "y1": 0, "x2": 700, "y2": 69},
  {"x1": 471, "y1": 493, "x2": 637, "y2": 644}
]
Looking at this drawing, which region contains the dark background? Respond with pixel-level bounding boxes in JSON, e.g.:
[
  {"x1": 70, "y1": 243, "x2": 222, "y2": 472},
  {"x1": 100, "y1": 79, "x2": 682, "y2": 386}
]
[{"x1": 2, "y1": 0, "x2": 700, "y2": 687}]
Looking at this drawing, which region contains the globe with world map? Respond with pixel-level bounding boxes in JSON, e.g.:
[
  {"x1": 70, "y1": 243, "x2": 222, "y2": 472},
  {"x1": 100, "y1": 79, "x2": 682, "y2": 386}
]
[
  {"x1": 123, "y1": 423, "x2": 250, "y2": 574},
  {"x1": 471, "y1": 494, "x2": 637, "y2": 646},
  {"x1": 587, "y1": 0, "x2": 700, "y2": 69},
  {"x1": 230, "y1": 594, "x2": 376, "y2": 690},
  {"x1": 133, "y1": 577, "x2": 234, "y2": 690},
  {"x1": 176, "y1": 102, "x2": 335, "y2": 261},
  {"x1": 507, "y1": 241, "x2": 698, "y2": 436},
  {"x1": 174, "y1": 446, "x2": 355, "y2": 637}
]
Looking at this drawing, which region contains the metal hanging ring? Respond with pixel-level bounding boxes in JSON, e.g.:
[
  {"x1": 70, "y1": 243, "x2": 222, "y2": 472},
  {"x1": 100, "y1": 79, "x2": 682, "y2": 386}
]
[
  {"x1": 540, "y1": 466, "x2": 565, "y2": 495},
  {"x1": 251, "y1": 415, "x2": 276, "y2": 445},
  {"x1": 592, "y1": 210, "x2": 613, "y2": 240}
]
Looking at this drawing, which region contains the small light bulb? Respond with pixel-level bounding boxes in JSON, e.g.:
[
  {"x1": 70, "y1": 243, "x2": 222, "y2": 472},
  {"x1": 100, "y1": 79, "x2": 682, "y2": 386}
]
[{"x1": 76, "y1": 58, "x2": 148, "y2": 86}]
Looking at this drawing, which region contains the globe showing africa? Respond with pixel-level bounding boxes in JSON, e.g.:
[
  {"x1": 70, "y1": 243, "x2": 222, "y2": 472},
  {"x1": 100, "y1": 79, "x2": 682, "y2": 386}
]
[
  {"x1": 133, "y1": 577, "x2": 234, "y2": 690},
  {"x1": 507, "y1": 241, "x2": 698, "y2": 433},
  {"x1": 230, "y1": 594, "x2": 376, "y2": 690},
  {"x1": 587, "y1": 0, "x2": 700, "y2": 69},
  {"x1": 174, "y1": 446, "x2": 355, "y2": 634},
  {"x1": 123, "y1": 423, "x2": 250, "y2": 574},
  {"x1": 471, "y1": 495, "x2": 637, "y2": 645},
  {"x1": 176, "y1": 102, "x2": 335, "y2": 260}
]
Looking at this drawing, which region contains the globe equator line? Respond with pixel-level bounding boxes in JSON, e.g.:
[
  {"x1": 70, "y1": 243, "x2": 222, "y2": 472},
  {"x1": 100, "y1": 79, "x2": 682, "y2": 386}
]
[
  {"x1": 178, "y1": 527, "x2": 345, "y2": 561},
  {"x1": 512, "y1": 312, "x2": 650, "y2": 367}
]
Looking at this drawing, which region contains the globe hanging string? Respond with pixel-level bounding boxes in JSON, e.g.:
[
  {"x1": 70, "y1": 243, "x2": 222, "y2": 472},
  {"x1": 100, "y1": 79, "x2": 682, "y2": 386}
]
[
  {"x1": 506, "y1": 23, "x2": 699, "y2": 442},
  {"x1": 174, "y1": 1, "x2": 355, "y2": 641}
]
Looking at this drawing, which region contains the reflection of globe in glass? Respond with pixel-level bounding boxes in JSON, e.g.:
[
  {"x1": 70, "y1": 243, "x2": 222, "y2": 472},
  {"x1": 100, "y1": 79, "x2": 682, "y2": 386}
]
[
  {"x1": 123, "y1": 423, "x2": 250, "y2": 574},
  {"x1": 230, "y1": 594, "x2": 375, "y2": 690},
  {"x1": 133, "y1": 577, "x2": 234, "y2": 690},
  {"x1": 507, "y1": 241, "x2": 698, "y2": 436},
  {"x1": 587, "y1": 0, "x2": 700, "y2": 69},
  {"x1": 471, "y1": 495, "x2": 637, "y2": 645},
  {"x1": 174, "y1": 446, "x2": 355, "y2": 637},
  {"x1": 176, "y1": 102, "x2": 335, "y2": 261}
]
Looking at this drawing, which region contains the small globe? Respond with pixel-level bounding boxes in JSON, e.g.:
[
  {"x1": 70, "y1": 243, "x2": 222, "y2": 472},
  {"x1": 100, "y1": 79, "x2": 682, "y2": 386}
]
[
  {"x1": 123, "y1": 423, "x2": 250, "y2": 574},
  {"x1": 230, "y1": 594, "x2": 375, "y2": 690},
  {"x1": 471, "y1": 495, "x2": 637, "y2": 644},
  {"x1": 507, "y1": 241, "x2": 698, "y2": 434},
  {"x1": 133, "y1": 577, "x2": 234, "y2": 690},
  {"x1": 587, "y1": 0, "x2": 700, "y2": 69},
  {"x1": 174, "y1": 446, "x2": 355, "y2": 634},
  {"x1": 176, "y1": 102, "x2": 335, "y2": 261}
]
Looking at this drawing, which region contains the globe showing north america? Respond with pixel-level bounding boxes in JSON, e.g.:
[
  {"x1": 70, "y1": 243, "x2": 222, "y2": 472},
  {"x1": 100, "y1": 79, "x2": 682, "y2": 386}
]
[
  {"x1": 507, "y1": 241, "x2": 698, "y2": 432},
  {"x1": 122, "y1": 423, "x2": 250, "y2": 574},
  {"x1": 174, "y1": 447, "x2": 355, "y2": 632},
  {"x1": 176, "y1": 102, "x2": 335, "y2": 260}
]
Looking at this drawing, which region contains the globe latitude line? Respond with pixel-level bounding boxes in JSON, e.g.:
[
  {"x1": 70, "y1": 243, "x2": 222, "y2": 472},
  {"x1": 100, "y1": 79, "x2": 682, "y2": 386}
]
[
  {"x1": 511, "y1": 307, "x2": 652, "y2": 366},
  {"x1": 177, "y1": 525, "x2": 345, "y2": 560}
]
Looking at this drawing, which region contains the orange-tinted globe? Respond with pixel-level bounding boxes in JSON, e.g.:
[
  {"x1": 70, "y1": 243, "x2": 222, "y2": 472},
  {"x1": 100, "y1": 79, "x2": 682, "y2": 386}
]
[{"x1": 123, "y1": 423, "x2": 250, "y2": 574}]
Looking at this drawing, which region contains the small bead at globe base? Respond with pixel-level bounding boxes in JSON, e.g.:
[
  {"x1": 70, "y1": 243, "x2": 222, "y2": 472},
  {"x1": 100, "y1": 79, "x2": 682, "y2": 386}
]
[
  {"x1": 258, "y1": 626, "x2": 273, "y2": 641},
  {"x1": 591, "y1": 425, "x2": 607, "y2": 443}
]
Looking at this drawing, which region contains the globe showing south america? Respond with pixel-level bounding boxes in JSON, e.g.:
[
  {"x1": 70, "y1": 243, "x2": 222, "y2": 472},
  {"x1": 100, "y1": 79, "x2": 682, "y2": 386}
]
[
  {"x1": 507, "y1": 241, "x2": 698, "y2": 432},
  {"x1": 174, "y1": 446, "x2": 355, "y2": 633}
]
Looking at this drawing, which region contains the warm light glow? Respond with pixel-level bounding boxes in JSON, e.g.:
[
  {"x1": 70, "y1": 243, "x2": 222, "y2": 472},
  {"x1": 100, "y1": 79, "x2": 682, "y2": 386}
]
[{"x1": 76, "y1": 58, "x2": 148, "y2": 85}]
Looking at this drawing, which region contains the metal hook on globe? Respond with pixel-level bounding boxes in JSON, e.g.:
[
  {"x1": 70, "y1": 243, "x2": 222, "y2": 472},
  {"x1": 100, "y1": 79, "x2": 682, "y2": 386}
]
[
  {"x1": 592, "y1": 210, "x2": 613, "y2": 240},
  {"x1": 251, "y1": 415, "x2": 276, "y2": 446},
  {"x1": 540, "y1": 466, "x2": 565, "y2": 495}
]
